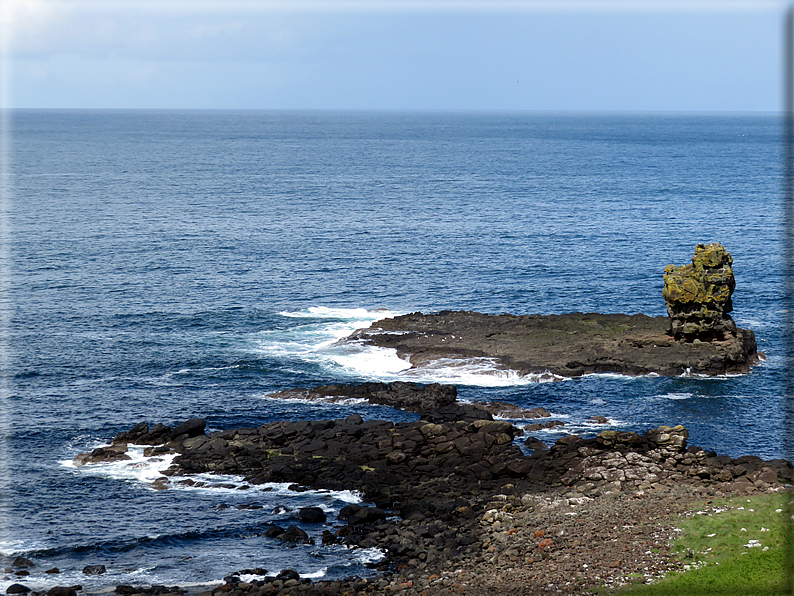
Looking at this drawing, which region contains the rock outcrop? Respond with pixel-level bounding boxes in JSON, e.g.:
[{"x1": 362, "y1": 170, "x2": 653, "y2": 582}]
[
  {"x1": 265, "y1": 383, "x2": 562, "y2": 424},
  {"x1": 83, "y1": 411, "x2": 794, "y2": 596},
  {"x1": 663, "y1": 243, "x2": 737, "y2": 340},
  {"x1": 336, "y1": 243, "x2": 759, "y2": 377},
  {"x1": 345, "y1": 310, "x2": 758, "y2": 377}
]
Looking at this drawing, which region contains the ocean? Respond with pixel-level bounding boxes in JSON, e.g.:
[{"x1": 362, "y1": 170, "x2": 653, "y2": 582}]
[{"x1": 2, "y1": 110, "x2": 785, "y2": 591}]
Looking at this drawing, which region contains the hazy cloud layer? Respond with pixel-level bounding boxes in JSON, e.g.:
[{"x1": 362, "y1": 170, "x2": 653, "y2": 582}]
[{"x1": 3, "y1": 0, "x2": 785, "y2": 110}]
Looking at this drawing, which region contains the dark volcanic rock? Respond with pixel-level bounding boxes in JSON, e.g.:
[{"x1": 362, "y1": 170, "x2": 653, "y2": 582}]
[
  {"x1": 268, "y1": 381, "x2": 457, "y2": 413},
  {"x1": 419, "y1": 402, "x2": 493, "y2": 424},
  {"x1": 278, "y1": 526, "x2": 310, "y2": 543},
  {"x1": 170, "y1": 418, "x2": 206, "y2": 440},
  {"x1": 269, "y1": 381, "x2": 496, "y2": 423},
  {"x1": 82, "y1": 565, "x2": 106, "y2": 576},
  {"x1": 73, "y1": 445, "x2": 131, "y2": 466},
  {"x1": 115, "y1": 412, "x2": 794, "y2": 595},
  {"x1": 344, "y1": 310, "x2": 758, "y2": 377},
  {"x1": 298, "y1": 506, "x2": 327, "y2": 523},
  {"x1": 46, "y1": 588, "x2": 77, "y2": 596}
]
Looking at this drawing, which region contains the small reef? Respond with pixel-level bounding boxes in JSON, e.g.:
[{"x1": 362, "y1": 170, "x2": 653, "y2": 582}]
[{"x1": 343, "y1": 243, "x2": 759, "y2": 377}]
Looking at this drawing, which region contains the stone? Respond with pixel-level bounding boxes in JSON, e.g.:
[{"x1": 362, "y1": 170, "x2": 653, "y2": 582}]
[
  {"x1": 663, "y1": 243, "x2": 737, "y2": 340},
  {"x1": 262, "y1": 525, "x2": 285, "y2": 538},
  {"x1": 731, "y1": 477, "x2": 756, "y2": 493},
  {"x1": 11, "y1": 559, "x2": 33, "y2": 569},
  {"x1": 6, "y1": 585, "x2": 30, "y2": 594},
  {"x1": 82, "y1": 565, "x2": 106, "y2": 575},
  {"x1": 386, "y1": 450, "x2": 408, "y2": 464},
  {"x1": 646, "y1": 425, "x2": 689, "y2": 449},
  {"x1": 298, "y1": 506, "x2": 327, "y2": 523},
  {"x1": 73, "y1": 445, "x2": 131, "y2": 466},
  {"x1": 171, "y1": 418, "x2": 206, "y2": 439},
  {"x1": 524, "y1": 437, "x2": 548, "y2": 452},
  {"x1": 338, "y1": 504, "x2": 361, "y2": 521},
  {"x1": 348, "y1": 506, "x2": 387, "y2": 525},
  {"x1": 278, "y1": 525, "x2": 309, "y2": 543},
  {"x1": 276, "y1": 569, "x2": 300, "y2": 581},
  {"x1": 46, "y1": 588, "x2": 77, "y2": 596}
]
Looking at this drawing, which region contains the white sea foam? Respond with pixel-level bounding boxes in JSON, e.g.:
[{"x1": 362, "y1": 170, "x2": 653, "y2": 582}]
[
  {"x1": 661, "y1": 392, "x2": 694, "y2": 400},
  {"x1": 262, "y1": 393, "x2": 372, "y2": 407},
  {"x1": 396, "y1": 358, "x2": 565, "y2": 386},
  {"x1": 581, "y1": 372, "x2": 650, "y2": 381},
  {"x1": 254, "y1": 307, "x2": 570, "y2": 386},
  {"x1": 353, "y1": 547, "x2": 387, "y2": 565},
  {"x1": 61, "y1": 444, "x2": 177, "y2": 484},
  {"x1": 677, "y1": 368, "x2": 743, "y2": 380},
  {"x1": 328, "y1": 344, "x2": 413, "y2": 375},
  {"x1": 63, "y1": 445, "x2": 365, "y2": 504},
  {"x1": 279, "y1": 306, "x2": 397, "y2": 320},
  {"x1": 0, "y1": 539, "x2": 31, "y2": 557},
  {"x1": 300, "y1": 568, "x2": 329, "y2": 579}
]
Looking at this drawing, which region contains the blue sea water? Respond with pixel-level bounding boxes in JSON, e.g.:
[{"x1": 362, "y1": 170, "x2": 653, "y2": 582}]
[{"x1": 1, "y1": 110, "x2": 785, "y2": 591}]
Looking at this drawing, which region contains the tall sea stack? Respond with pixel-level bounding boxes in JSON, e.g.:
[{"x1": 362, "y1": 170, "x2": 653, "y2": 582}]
[{"x1": 662, "y1": 243, "x2": 737, "y2": 341}]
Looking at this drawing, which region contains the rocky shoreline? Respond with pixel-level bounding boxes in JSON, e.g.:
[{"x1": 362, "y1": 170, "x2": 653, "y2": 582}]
[
  {"x1": 344, "y1": 310, "x2": 760, "y2": 378},
  {"x1": 23, "y1": 382, "x2": 789, "y2": 596}
]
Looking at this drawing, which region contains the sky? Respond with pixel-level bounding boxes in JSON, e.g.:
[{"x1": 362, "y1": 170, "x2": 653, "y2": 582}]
[{"x1": 0, "y1": 0, "x2": 790, "y2": 111}]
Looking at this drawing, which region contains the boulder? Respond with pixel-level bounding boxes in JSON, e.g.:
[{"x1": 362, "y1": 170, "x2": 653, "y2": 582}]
[
  {"x1": 278, "y1": 526, "x2": 310, "y2": 543},
  {"x1": 276, "y1": 569, "x2": 300, "y2": 581},
  {"x1": 645, "y1": 425, "x2": 689, "y2": 449},
  {"x1": 170, "y1": 418, "x2": 206, "y2": 439},
  {"x1": 663, "y1": 243, "x2": 737, "y2": 340},
  {"x1": 113, "y1": 422, "x2": 172, "y2": 446},
  {"x1": 6, "y1": 585, "x2": 30, "y2": 594},
  {"x1": 82, "y1": 565, "x2": 106, "y2": 576},
  {"x1": 46, "y1": 588, "x2": 77, "y2": 596},
  {"x1": 523, "y1": 437, "x2": 548, "y2": 452},
  {"x1": 298, "y1": 506, "x2": 327, "y2": 523},
  {"x1": 262, "y1": 525, "x2": 285, "y2": 538},
  {"x1": 73, "y1": 445, "x2": 131, "y2": 466},
  {"x1": 347, "y1": 506, "x2": 387, "y2": 525}
]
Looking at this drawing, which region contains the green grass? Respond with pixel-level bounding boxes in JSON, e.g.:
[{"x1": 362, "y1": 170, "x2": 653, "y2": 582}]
[{"x1": 611, "y1": 492, "x2": 792, "y2": 596}]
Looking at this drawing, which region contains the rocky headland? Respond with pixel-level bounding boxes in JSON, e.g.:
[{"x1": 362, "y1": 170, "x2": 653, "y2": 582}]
[
  {"x1": 342, "y1": 243, "x2": 760, "y2": 378},
  {"x1": 48, "y1": 382, "x2": 793, "y2": 596}
]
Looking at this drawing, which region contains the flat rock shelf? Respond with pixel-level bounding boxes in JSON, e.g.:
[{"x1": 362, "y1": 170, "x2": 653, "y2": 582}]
[{"x1": 344, "y1": 311, "x2": 760, "y2": 377}]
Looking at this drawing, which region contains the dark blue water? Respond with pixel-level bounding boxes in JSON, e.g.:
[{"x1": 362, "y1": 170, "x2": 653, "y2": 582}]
[{"x1": 2, "y1": 110, "x2": 785, "y2": 591}]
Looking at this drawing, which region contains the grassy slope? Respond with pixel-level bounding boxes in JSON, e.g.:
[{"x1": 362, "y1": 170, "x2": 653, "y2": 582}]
[{"x1": 612, "y1": 492, "x2": 792, "y2": 596}]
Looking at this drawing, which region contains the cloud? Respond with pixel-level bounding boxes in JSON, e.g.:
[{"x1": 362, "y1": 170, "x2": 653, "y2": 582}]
[
  {"x1": 4, "y1": 0, "x2": 327, "y2": 62},
  {"x1": 3, "y1": 0, "x2": 786, "y2": 110}
]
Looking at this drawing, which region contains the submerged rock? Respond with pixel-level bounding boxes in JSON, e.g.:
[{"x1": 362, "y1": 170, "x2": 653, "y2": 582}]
[
  {"x1": 82, "y1": 565, "x2": 106, "y2": 576},
  {"x1": 663, "y1": 243, "x2": 737, "y2": 340},
  {"x1": 73, "y1": 445, "x2": 131, "y2": 466}
]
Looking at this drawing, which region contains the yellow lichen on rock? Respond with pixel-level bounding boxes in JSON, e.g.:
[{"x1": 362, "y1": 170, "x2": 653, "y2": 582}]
[{"x1": 663, "y1": 243, "x2": 736, "y2": 340}]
